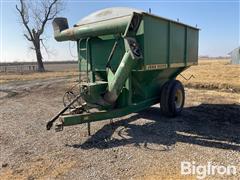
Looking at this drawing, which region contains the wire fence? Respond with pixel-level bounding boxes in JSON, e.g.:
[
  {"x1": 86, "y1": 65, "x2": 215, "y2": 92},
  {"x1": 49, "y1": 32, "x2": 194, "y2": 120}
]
[
  {"x1": 0, "y1": 64, "x2": 37, "y2": 73},
  {"x1": 0, "y1": 61, "x2": 78, "y2": 73}
]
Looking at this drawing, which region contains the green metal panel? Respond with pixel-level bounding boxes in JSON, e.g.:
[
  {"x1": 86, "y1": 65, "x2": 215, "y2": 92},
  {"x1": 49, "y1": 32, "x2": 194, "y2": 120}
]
[
  {"x1": 83, "y1": 81, "x2": 108, "y2": 104},
  {"x1": 143, "y1": 15, "x2": 169, "y2": 65},
  {"x1": 78, "y1": 36, "x2": 144, "y2": 72},
  {"x1": 142, "y1": 13, "x2": 199, "y2": 67},
  {"x1": 90, "y1": 37, "x2": 125, "y2": 71},
  {"x1": 187, "y1": 27, "x2": 199, "y2": 63},
  {"x1": 169, "y1": 23, "x2": 185, "y2": 63},
  {"x1": 131, "y1": 67, "x2": 186, "y2": 104}
]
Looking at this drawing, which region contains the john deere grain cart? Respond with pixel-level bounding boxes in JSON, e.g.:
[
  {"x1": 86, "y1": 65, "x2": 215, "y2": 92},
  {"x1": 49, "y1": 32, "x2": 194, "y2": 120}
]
[{"x1": 47, "y1": 7, "x2": 199, "y2": 132}]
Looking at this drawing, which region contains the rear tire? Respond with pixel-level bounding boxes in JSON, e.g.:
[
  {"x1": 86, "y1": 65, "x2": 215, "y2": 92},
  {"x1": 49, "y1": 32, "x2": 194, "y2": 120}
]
[{"x1": 160, "y1": 80, "x2": 185, "y2": 117}]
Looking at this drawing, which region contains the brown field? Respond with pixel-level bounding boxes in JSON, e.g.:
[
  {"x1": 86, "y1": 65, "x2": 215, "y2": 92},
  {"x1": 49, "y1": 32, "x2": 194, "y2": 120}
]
[
  {"x1": 0, "y1": 62, "x2": 78, "y2": 84},
  {"x1": 0, "y1": 70, "x2": 79, "y2": 84},
  {"x1": 178, "y1": 59, "x2": 240, "y2": 92},
  {"x1": 1, "y1": 58, "x2": 239, "y2": 93}
]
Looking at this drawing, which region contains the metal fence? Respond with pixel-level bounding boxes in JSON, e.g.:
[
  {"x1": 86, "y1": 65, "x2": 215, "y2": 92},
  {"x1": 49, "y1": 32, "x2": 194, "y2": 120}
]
[
  {"x1": 0, "y1": 61, "x2": 78, "y2": 73},
  {"x1": 0, "y1": 64, "x2": 37, "y2": 73}
]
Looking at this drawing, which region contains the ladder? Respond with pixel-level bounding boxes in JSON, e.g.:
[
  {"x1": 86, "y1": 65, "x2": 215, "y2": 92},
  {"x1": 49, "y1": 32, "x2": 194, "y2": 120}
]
[{"x1": 79, "y1": 38, "x2": 91, "y2": 83}]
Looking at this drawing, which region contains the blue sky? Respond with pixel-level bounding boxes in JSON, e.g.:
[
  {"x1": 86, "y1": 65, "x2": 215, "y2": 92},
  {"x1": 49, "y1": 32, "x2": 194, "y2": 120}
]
[{"x1": 0, "y1": 0, "x2": 239, "y2": 62}]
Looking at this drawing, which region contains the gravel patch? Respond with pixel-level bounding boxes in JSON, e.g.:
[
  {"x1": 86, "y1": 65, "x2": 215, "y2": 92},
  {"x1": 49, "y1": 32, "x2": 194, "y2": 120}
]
[{"x1": 0, "y1": 78, "x2": 239, "y2": 179}]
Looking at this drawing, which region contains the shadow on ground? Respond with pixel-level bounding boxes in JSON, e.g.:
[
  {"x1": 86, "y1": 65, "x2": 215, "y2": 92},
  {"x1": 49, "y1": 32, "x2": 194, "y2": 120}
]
[{"x1": 66, "y1": 103, "x2": 240, "y2": 151}]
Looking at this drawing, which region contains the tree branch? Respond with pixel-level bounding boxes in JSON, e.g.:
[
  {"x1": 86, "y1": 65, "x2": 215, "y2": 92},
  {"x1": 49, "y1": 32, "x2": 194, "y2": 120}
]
[
  {"x1": 38, "y1": 0, "x2": 59, "y2": 36},
  {"x1": 16, "y1": 0, "x2": 34, "y2": 41},
  {"x1": 24, "y1": 34, "x2": 32, "y2": 41}
]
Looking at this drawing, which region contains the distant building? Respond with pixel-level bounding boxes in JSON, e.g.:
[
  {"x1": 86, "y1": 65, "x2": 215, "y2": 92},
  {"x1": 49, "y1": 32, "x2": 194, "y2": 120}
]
[{"x1": 229, "y1": 47, "x2": 240, "y2": 64}]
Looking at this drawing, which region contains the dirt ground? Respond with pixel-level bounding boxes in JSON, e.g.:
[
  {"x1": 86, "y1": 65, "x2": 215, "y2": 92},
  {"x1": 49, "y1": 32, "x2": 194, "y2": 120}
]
[{"x1": 0, "y1": 77, "x2": 240, "y2": 180}]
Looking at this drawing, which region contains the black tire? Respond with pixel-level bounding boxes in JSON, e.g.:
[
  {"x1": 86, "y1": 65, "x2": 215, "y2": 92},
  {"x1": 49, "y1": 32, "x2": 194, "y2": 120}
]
[
  {"x1": 160, "y1": 80, "x2": 176, "y2": 115},
  {"x1": 160, "y1": 80, "x2": 185, "y2": 117}
]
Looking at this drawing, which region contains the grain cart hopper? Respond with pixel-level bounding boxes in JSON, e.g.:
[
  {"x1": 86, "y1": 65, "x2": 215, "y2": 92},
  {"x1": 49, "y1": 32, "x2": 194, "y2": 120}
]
[{"x1": 46, "y1": 7, "x2": 199, "y2": 132}]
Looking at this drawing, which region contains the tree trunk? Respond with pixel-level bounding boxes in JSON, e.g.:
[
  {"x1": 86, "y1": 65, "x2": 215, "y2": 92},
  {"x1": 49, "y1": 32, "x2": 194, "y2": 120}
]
[
  {"x1": 35, "y1": 48, "x2": 45, "y2": 72},
  {"x1": 34, "y1": 38, "x2": 45, "y2": 72}
]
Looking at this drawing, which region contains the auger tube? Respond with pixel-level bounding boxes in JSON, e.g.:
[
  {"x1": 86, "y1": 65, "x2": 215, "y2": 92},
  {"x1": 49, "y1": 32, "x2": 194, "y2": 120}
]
[{"x1": 52, "y1": 16, "x2": 131, "y2": 41}]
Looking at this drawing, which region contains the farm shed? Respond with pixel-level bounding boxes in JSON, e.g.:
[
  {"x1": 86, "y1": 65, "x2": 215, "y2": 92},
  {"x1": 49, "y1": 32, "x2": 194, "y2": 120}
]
[{"x1": 229, "y1": 47, "x2": 240, "y2": 64}]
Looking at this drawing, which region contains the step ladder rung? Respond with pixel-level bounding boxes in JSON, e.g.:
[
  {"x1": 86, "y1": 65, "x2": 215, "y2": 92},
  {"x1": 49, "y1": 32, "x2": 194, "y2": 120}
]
[{"x1": 80, "y1": 48, "x2": 87, "y2": 51}]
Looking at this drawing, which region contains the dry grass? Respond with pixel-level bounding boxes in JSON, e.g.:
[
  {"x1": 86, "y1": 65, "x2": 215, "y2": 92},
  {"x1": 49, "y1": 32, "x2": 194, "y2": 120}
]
[
  {"x1": 0, "y1": 69, "x2": 79, "y2": 84},
  {"x1": 177, "y1": 59, "x2": 240, "y2": 92},
  {"x1": 1, "y1": 59, "x2": 239, "y2": 93}
]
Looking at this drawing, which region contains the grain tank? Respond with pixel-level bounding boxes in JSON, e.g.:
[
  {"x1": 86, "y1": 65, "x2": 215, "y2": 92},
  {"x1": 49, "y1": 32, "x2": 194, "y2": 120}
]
[{"x1": 47, "y1": 7, "x2": 199, "y2": 132}]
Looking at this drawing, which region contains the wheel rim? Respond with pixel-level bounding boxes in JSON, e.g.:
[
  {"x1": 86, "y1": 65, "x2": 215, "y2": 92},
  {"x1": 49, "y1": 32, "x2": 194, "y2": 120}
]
[{"x1": 174, "y1": 89, "x2": 183, "y2": 109}]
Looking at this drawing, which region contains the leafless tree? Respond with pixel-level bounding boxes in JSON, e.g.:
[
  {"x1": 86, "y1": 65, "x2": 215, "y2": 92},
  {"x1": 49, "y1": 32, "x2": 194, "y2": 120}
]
[{"x1": 16, "y1": 0, "x2": 63, "y2": 72}]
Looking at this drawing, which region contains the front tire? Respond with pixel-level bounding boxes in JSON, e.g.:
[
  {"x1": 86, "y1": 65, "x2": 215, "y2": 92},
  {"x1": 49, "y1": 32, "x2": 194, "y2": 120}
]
[{"x1": 160, "y1": 80, "x2": 185, "y2": 117}]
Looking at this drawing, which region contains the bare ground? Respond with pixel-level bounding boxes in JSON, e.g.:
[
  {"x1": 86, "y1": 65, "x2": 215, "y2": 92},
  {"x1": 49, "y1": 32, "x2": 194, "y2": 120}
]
[{"x1": 0, "y1": 78, "x2": 240, "y2": 180}]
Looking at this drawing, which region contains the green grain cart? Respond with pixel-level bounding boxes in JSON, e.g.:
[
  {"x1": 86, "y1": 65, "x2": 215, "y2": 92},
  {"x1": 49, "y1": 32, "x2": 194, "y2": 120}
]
[{"x1": 47, "y1": 8, "x2": 199, "y2": 132}]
